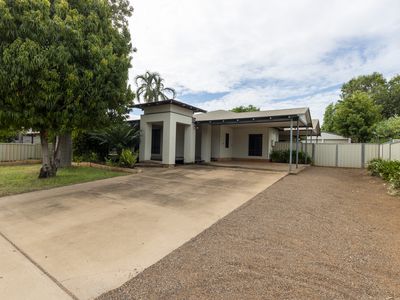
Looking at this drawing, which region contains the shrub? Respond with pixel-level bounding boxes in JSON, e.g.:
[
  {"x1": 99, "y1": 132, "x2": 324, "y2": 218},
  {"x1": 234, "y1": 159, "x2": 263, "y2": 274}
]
[
  {"x1": 119, "y1": 149, "x2": 138, "y2": 168},
  {"x1": 270, "y1": 150, "x2": 312, "y2": 164},
  {"x1": 368, "y1": 158, "x2": 400, "y2": 195}
]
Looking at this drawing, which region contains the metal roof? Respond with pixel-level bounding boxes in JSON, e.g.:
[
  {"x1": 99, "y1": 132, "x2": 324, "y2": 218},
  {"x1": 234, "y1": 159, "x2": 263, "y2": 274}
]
[
  {"x1": 133, "y1": 99, "x2": 206, "y2": 113},
  {"x1": 194, "y1": 107, "x2": 312, "y2": 127}
]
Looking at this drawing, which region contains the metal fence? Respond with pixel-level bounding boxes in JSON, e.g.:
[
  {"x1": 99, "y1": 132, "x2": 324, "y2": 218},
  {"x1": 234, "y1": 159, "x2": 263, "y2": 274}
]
[
  {"x1": 273, "y1": 141, "x2": 400, "y2": 168},
  {"x1": 0, "y1": 143, "x2": 42, "y2": 161}
]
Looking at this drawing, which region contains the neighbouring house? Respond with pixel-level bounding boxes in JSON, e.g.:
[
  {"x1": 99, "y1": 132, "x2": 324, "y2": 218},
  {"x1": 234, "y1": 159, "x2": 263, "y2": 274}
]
[
  {"x1": 306, "y1": 131, "x2": 351, "y2": 144},
  {"x1": 11, "y1": 129, "x2": 40, "y2": 144},
  {"x1": 134, "y1": 99, "x2": 320, "y2": 166},
  {"x1": 279, "y1": 119, "x2": 321, "y2": 142}
]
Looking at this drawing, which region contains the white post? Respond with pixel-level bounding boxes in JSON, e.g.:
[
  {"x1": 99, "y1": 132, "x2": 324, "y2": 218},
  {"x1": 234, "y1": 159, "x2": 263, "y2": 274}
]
[
  {"x1": 289, "y1": 119, "x2": 293, "y2": 172},
  {"x1": 184, "y1": 123, "x2": 195, "y2": 163},
  {"x1": 201, "y1": 124, "x2": 212, "y2": 162},
  {"x1": 139, "y1": 121, "x2": 152, "y2": 161},
  {"x1": 296, "y1": 119, "x2": 299, "y2": 168},
  {"x1": 162, "y1": 118, "x2": 176, "y2": 165}
]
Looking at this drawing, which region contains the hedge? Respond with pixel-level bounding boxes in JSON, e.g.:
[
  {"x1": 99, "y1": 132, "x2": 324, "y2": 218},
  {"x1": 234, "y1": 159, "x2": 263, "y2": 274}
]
[
  {"x1": 368, "y1": 158, "x2": 400, "y2": 195},
  {"x1": 270, "y1": 150, "x2": 312, "y2": 164}
]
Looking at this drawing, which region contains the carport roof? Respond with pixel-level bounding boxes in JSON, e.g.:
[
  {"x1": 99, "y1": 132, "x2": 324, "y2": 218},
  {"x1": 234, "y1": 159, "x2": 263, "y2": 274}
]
[{"x1": 194, "y1": 107, "x2": 312, "y2": 127}]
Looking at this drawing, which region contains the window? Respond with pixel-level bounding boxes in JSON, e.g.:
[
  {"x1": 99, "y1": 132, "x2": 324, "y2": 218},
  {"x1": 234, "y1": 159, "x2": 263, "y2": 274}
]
[
  {"x1": 248, "y1": 134, "x2": 262, "y2": 156},
  {"x1": 225, "y1": 133, "x2": 230, "y2": 148}
]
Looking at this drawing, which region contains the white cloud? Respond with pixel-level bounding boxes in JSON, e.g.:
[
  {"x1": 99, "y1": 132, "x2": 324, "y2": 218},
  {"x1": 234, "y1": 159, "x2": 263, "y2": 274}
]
[{"x1": 128, "y1": 0, "x2": 400, "y2": 122}]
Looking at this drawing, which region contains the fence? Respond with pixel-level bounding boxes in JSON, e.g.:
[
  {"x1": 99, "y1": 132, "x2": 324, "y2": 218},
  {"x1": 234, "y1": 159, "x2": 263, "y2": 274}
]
[
  {"x1": 0, "y1": 143, "x2": 42, "y2": 161},
  {"x1": 273, "y1": 141, "x2": 400, "y2": 168}
]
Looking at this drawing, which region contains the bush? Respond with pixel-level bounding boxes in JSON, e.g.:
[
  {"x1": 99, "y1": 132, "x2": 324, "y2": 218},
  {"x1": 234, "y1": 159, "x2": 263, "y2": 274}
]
[
  {"x1": 368, "y1": 158, "x2": 400, "y2": 195},
  {"x1": 119, "y1": 149, "x2": 138, "y2": 168},
  {"x1": 270, "y1": 150, "x2": 312, "y2": 164}
]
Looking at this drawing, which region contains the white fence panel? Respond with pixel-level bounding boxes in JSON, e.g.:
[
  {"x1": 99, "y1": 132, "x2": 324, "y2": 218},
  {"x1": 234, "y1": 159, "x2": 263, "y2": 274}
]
[
  {"x1": 273, "y1": 142, "x2": 290, "y2": 151},
  {"x1": 273, "y1": 140, "x2": 399, "y2": 168},
  {"x1": 391, "y1": 142, "x2": 400, "y2": 161},
  {"x1": 364, "y1": 144, "x2": 379, "y2": 165},
  {"x1": 314, "y1": 144, "x2": 336, "y2": 167},
  {"x1": 381, "y1": 143, "x2": 390, "y2": 160},
  {"x1": 337, "y1": 144, "x2": 362, "y2": 168},
  {"x1": 0, "y1": 143, "x2": 42, "y2": 161},
  {"x1": 273, "y1": 142, "x2": 313, "y2": 154}
]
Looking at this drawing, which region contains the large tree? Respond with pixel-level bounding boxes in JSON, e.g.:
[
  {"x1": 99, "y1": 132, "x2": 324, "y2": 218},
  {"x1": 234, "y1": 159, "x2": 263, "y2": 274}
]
[
  {"x1": 321, "y1": 103, "x2": 336, "y2": 132},
  {"x1": 0, "y1": 0, "x2": 134, "y2": 177},
  {"x1": 135, "y1": 71, "x2": 176, "y2": 103},
  {"x1": 339, "y1": 72, "x2": 399, "y2": 118},
  {"x1": 333, "y1": 91, "x2": 382, "y2": 142},
  {"x1": 231, "y1": 105, "x2": 260, "y2": 113}
]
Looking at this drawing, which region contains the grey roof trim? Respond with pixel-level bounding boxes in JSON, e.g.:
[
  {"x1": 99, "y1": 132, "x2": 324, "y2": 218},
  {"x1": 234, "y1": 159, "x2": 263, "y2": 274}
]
[
  {"x1": 194, "y1": 114, "x2": 302, "y2": 126},
  {"x1": 133, "y1": 99, "x2": 206, "y2": 113}
]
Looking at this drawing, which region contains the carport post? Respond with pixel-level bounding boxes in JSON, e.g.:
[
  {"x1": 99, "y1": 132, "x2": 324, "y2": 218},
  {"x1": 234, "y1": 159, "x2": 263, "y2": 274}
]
[
  {"x1": 304, "y1": 126, "x2": 308, "y2": 164},
  {"x1": 289, "y1": 119, "x2": 293, "y2": 172},
  {"x1": 296, "y1": 119, "x2": 299, "y2": 168}
]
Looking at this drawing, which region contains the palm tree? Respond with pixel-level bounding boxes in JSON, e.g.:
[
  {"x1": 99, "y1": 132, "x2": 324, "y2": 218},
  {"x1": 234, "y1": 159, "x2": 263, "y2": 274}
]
[
  {"x1": 90, "y1": 122, "x2": 140, "y2": 155},
  {"x1": 135, "y1": 71, "x2": 176, "y2": 103}
]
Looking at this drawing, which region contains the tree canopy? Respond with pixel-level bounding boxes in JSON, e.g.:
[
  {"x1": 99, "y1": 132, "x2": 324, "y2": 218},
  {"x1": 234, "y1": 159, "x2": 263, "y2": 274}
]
[
  {"x1": 333, "y1": 91, "x2": 382, "y2": 143},
  {"x1": 231, "y1": 105, "x2": 260, "y2": 113},
  {"x1": 135, "y1": 71, "x2": 176, "y2": 103},
  {"x1": 0, "y1": 0, "x2": 134, "y2": 177},
  {"x1": 374, "y1": 116, "x2": 400, "y2": 141},
  {"x1": 340, "y1": 72, "x2": 399, "y2": 118},
  {"x1": 321, "y1": 103, "x2": 336, "y2": 132}
]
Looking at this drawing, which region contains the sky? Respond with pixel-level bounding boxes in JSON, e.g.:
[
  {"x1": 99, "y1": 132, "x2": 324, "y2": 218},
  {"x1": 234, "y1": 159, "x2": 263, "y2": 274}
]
[{"x1": 127, "y1": 0, "x2": 400, "y2": 122}]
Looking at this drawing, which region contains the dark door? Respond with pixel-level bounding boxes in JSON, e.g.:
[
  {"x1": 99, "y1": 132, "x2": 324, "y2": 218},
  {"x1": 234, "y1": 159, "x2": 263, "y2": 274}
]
[
  {"x1": 248, "y1": 134, "x2": 262, "y2": 156},
  {"x1": 151, "y1": 128, "x2": 161, "y2": 154}
]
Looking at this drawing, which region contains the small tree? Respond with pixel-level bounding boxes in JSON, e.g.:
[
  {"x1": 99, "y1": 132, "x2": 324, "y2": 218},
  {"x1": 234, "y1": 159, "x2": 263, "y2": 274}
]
[
  {"x1": 135, "y1": 71, "x2": 176, "y2": 102},
  {"x1": 386, "y1": 75, "x2": 400, "y2": 117},
  {"x1": 231, "y1": 105, "x2": 260, "y2": 112},
  {"x1": 333, "y1": 91, "x2": 382, "y2": 142},
  {"x1": 90, "y1": 122, "x2": 140, "y2": 156}
]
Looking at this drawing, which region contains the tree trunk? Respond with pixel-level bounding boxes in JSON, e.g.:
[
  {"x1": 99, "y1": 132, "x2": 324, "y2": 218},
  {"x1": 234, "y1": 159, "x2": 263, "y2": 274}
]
[
  {"x1": 39, "y1": 130, "x2": 53, "y2": 178},
  {"x1": 59, "y1": 132, "x2": 72, "y2": 167},
  {"x1": 39, "y1": 131, "x2": 61, "y2": 178}
]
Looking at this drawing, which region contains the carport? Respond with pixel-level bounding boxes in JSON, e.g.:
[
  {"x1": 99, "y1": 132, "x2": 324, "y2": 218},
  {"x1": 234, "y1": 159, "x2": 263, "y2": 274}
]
[{"x1": 194, "y1": 108, "x2": 319, "y2": 171}]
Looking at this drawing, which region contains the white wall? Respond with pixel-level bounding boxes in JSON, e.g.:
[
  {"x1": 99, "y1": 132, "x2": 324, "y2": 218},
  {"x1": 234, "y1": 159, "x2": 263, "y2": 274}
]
[
  {"x1": 231, "y1": 126, "x2": 270, "y2": 160},
  {"x1": 211, "y1": 126, "x2": 220, "y2": 159},
  {"x1": 139, "y1": 109, "x2": 195, "y2": 164},
  {"x1": 219, "y1": 126, "x2": 233, "y2": 158},
  {"x1": 268, "y1": 128, "x2": 280, "y2": 156}
]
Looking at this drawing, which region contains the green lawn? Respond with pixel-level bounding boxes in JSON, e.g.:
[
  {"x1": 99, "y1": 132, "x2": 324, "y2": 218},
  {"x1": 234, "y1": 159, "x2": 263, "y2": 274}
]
[{"x1": 0, "y1": 164, "x2": 127, "y2": 197}]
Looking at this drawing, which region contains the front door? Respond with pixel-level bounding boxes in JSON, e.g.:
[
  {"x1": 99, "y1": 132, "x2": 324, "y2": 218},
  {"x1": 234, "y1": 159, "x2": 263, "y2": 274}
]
[{"x1": 248, "y1": 134, "x2": 263, "y2": 156}]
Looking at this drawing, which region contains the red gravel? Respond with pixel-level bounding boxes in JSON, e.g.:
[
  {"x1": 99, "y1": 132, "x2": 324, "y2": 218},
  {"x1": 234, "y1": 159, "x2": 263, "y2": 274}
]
[{"x1": 98, "y1": 167, "x2": 400, "y2": 299}]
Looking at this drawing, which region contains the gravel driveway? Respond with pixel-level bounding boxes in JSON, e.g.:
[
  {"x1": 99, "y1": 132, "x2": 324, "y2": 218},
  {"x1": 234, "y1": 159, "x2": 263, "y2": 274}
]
[{"x1": 98, "y1": 167, "x2": 400, "y2": 300}]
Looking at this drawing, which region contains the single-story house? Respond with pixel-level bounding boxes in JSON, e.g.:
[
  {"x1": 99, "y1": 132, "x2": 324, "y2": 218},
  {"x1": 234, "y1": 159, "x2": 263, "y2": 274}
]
[
  {"x1": 306, "y1": 132, "x2": 351, "y2": 144},
  {"x1": 134, "y1": 99, "x2": 320, "y2": 166}
]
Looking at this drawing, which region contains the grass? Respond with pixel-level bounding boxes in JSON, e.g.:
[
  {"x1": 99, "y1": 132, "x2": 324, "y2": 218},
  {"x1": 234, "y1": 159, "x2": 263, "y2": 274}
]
[{"x1": 0, "y1": 164, "x2": 128, "y2": 197}]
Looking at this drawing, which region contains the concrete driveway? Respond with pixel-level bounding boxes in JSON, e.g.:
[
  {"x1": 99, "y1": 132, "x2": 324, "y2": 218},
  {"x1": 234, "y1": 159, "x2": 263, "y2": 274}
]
[{"x1": 0, "y1": 165, "x2": 286, "y2": 299}]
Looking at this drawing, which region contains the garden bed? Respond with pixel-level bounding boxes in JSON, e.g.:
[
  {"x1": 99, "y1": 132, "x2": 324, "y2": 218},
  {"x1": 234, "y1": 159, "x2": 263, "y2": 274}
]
[{"x1": 72, "y1": 161, "x2": 142, "y2": 174}]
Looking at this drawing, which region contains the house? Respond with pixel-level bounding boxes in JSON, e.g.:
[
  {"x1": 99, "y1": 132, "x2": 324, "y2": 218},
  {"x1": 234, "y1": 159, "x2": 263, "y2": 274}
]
[
  {"x1": 134, "y1": 99, "x2": 320, "y2": 166},
  {"x1": 279, "y1": 119, "x2": 321, "y2": 142},
  {"x1": 306, "y1": 131, "x2": 351, "y2": 143}
]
